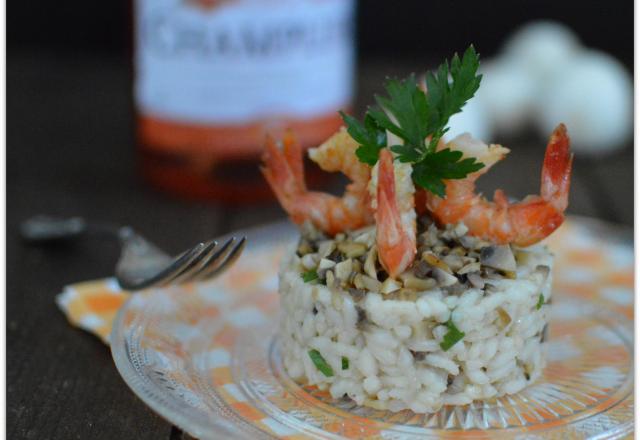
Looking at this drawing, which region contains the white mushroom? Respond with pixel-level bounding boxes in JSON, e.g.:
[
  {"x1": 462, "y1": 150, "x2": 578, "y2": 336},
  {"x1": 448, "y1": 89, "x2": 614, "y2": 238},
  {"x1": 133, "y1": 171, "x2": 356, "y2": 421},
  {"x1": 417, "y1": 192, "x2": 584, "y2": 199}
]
[{"x1": 480, "y1": 245, "x2": 517, "y2": 272}]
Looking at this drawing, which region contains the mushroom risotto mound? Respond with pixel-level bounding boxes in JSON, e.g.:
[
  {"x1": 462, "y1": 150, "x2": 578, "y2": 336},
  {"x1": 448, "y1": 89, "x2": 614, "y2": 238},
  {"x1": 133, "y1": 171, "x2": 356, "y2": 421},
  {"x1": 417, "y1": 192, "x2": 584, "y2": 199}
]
[
  {"x1": 279, "y1": 220, "x2": 552, "y2": 413},
  {"x1": 262, "y1": 47, "x2": 572, "y2": 414}
]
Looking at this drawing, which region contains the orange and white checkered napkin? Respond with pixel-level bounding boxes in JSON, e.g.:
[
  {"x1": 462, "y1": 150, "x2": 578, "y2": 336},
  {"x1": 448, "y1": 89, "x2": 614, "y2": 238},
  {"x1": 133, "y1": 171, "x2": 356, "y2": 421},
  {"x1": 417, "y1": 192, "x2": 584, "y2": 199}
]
[{"x1": 56, "y1": 278, "x2": 130, "y2": 344}]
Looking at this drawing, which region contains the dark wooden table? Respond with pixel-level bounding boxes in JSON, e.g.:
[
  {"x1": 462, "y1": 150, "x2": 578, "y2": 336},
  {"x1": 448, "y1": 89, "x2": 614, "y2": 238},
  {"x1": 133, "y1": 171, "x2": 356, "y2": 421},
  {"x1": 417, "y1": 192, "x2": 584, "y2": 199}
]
[{"x1": 7, "y1": 51, "x2": 633, "y2": 439}]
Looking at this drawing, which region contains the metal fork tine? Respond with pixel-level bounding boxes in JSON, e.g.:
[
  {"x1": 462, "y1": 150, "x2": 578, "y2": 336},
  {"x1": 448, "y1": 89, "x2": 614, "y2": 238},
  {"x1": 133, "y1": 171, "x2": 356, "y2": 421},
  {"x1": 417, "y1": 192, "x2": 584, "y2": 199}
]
[
  {"x1": 161, "y1": 240, "x2": 219, "y2": 286},
  {"x1": 153, "y1": 242, "x2": 210, "y2": 288},
  {"x1": 199, "y1": 236, "x2": 246, "y2": 282},
  {"x1": 115, "y1": 232, "x2": 246, "y2": 290},
  {"x1": 117, "y1": 242, "x2": 205, "y2": 291},
  {"x1": 190, "y1": 237, "x2": 237, "y2": 281}
]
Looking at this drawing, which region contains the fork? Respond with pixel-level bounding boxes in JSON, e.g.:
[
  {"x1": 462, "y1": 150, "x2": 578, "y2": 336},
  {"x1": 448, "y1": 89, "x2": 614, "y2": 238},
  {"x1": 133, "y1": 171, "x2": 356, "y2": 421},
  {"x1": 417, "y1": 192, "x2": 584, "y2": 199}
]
[{"x1": 20, "y1": 215, "x2": 246, "y2": 291}]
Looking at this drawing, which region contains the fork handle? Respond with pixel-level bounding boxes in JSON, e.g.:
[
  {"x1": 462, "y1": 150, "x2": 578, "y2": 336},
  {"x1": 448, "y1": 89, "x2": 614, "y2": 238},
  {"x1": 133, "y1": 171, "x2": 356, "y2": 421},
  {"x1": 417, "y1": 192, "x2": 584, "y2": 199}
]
[{"x1": 20, "y1": 215, "x2": 125, "y2": 243}]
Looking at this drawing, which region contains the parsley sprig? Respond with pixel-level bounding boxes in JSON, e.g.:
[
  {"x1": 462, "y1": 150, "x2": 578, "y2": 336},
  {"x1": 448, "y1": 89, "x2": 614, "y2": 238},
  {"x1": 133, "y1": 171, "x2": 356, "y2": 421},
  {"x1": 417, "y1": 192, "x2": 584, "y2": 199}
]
[
  {"x1": 308, "y1": 349, "x2": 334, "y2": 377},
  {"x1": 536, "y1": 293, "x2": 545, "y2": 310},
  {"x1": 440, "y1": 318, "x2": 465, "y2": 351},
  {"x1": 301, "y1": 270, "x2": 319, "y2": 283},
  {"x1": 340, "y1": 45, "x2": 485, "y2": 197}
]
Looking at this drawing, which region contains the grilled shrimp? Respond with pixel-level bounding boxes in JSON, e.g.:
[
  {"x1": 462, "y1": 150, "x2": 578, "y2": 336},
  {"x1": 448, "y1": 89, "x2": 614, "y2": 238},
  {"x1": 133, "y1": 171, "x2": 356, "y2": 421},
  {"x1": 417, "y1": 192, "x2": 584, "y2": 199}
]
[
  {"x1": 261, "y1": 128, "x2": 373, "y2": 235},
  {"x1": 425, "y1": 124, "x2": 573, "y2": 246},
  {"x1": 371, "y1": 149, "x2": 417, "y2": 278}
]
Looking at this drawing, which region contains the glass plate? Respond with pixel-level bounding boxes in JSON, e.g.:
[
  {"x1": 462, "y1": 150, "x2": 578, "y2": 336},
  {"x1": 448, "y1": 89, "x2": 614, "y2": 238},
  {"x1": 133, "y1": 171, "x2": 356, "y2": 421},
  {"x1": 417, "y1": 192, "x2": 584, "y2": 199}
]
[{"x1": 111, "y1": 219, "x2": 634, "y2": 439}]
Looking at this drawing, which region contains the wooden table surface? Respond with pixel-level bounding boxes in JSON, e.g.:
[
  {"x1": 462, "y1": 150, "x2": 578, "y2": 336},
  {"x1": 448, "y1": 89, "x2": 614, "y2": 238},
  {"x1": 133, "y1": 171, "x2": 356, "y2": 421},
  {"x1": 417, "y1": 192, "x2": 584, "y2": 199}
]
[{"x1": 7, "y1": 51, "x2": 633, "y2": 439}]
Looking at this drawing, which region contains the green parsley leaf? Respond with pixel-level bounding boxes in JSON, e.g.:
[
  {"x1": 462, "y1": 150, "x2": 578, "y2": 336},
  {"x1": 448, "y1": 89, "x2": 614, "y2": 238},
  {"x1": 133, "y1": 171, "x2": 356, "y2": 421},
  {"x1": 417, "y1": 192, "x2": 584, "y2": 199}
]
[
  {"x1": 340, "y1": 111, "x2": 387, "y2": 165},
  {"x1": 301, "y1": 270, "x2": 319, "y2": 283},
  {"x1": 341, "y1": 357, "x2": 349, "y2": 370},
  {"x1": 372, "y1": 75, "x2": 430, "y2": 148},
  {"x1": 536, "y1": 293, "x2": 545, "y2": 310},
  {"x1": 440, "y1": 319, "x2": 465, "y2": 351},
  {"x1": 424, "y1": 45, "x2": 483, "y2": 152},
  {"x1": 308, "y1": 349, "x2": 334, "y2": 377},
  {"x1": 390, "y1": 143, "x2": 423, "y2": 163},
  {"x1": 339, "y1": 45, "x2": 485, "y2": 198},
  {"x1": 413, "y1": 148, "x2": 484, "y2": 197}
]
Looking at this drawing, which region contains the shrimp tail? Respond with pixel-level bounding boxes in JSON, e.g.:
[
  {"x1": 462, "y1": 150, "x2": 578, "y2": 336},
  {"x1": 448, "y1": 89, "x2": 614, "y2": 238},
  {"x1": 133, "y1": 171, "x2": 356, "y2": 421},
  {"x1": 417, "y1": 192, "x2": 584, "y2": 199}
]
[
  {"x1": 262, "y1": 130, "x2": 374, "y2": 235},
  {"x1": 260, "y1": 132, "x2": 305, "y2": 217},
  {"x1": 508, "y1": 124, "x2": 572, "y2": 246},
  {"x1": 376, "y1": 150, "x2": 416, "y2": 278},
  {"x1": 541, "y1": 123, "x2": 573, "y2": 212}
]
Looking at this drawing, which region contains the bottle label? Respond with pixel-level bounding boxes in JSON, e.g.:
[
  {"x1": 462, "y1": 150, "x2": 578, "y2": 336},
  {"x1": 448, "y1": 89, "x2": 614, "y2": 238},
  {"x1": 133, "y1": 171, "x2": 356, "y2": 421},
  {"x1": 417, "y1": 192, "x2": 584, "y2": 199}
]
[{"x1": 135, "y1": 0, "x2": 354, "y2": 125}]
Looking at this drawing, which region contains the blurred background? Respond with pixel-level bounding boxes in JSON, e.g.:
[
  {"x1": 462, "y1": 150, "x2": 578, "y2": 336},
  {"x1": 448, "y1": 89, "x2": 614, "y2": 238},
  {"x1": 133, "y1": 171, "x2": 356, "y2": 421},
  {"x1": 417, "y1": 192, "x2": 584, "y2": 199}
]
[
  {"x1": 6, "y1": 1, "x2": 634, "y2": 438},
  {"x1": 8, "y1": 1, "x2": 634, "y2": 64},
  {"x1": 8, "y1": 0, "x2": 634, "y2": 234},
  {"x1": 7, "y1": 0, "x2": 634, "y2": 253}
]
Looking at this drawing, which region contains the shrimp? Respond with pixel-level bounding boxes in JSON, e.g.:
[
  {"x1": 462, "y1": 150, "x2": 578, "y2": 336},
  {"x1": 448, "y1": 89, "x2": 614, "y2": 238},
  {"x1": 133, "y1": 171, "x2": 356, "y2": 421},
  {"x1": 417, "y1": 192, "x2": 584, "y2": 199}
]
[
  {"x1": 424, "y1": 124, "x2": 573, "y2": 247},
  {"x1": 372, "y1": 149, "x2": 417, "y2": 278},
  {"x1": 261, "y1": 128, "x2": 373, "y2": 235}
]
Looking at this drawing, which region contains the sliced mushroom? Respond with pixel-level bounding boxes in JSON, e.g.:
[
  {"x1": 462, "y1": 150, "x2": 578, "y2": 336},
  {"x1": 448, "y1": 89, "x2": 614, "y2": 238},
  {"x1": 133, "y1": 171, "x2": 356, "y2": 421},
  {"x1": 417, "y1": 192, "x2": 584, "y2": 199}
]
[
  {"x1": 540, "y1": 323, "x2": 549, "y2": 342},
  {"x1": 351, "y1": 259, "x2": 362, "y2": 275},
  {"x1": 356, "y1": 306, "x2": 368, "y2": 329},
  {"x1": 361, "y1": 275, "x2": 382, "y2": 293},
  {"x1": 458, "y1": 262, "x2": 481, "y2": 275},
  {"x1": 496, "y1": 307, "x2": 512, "y2": 329},
  {"x1": 317, "y1": 240, "x2": 336, "y2": 259},
  {"x1": 297, "y1": 239, "x2": 314, "y2": 256},
  {"x1": 337, "y1": 241, "x2": 368, "y2": 258},
  {"x1": 449, "y1": 246, "x2": 467, "y2": 256},
  {"x1": 353, "y1": 273, "x2": 365, "y2": 290},
  {"x1": 326, "y1": 248, "x2": 344, "y2": 263},
  {"x1": 352, "y1": 226, "x2": 376, "y2": 245},
  {"x1": 433, "y1": 267, "x2": 458, "y2": 287},
  {"x1": 400, "y1": 272, "x2": 437, "y2": 291},
  {"x1": 423, "y1": 224, "x2": 440, "y2": 247},
  {"x1": 385, "y1": 288, "x2": 418, "y2": 301},
  {"x1": 414, "y1": 260, "x2": 432, "y2": 279},
  {"x1": 349, "y1": 287, "x2": 366, "y2": 302},
  {"x1": 458, "y1": 235, "x2": 478, "y2": 250},
  {"x1": 480, "y1": 245, "x2": 517, "y2": 272},
  {"x1": 301, "y1": 253, "x2": 318, "y2": 270},
  {"x1": 380, "y1": 277, "x2": 402, "y2": 294},
  {"x1": 444, "y1": 282, "x2": 467, "y2": 296},
  {"x1": 513, "y1": 248, "x2": 533, "y2": 265},
  {"x1": 325, "y1": 270, "x2": 337, "y2": 288},
  {"x1": 453, "y1": 222, "x2": 469, "y2": 237},
  {"x1": 334, "y1": 259, "x2": 353, "y2": 285},
  {"x1": 364, "y1": 246, "x2": 378, "y2": 279},
  {"x1": 535, "y1": 265, "x2": 551, "y2": 283},
  {"x1": 484, "y1": 283, "x2": 499, "y2": 294},
  {"x1": 300, "y1": 221, "x2": 325, "y2": 241},
  {"x1": 422, "y1": 252, "x2": 453, "y2": 274},
  {"x1": 318, "y1": 258, "x2": 336, "y2": 271},
  {"x1": 467, "y1": 272, "x2": 485, "y2": 289},
  {"x1": 432, "y1": 245, "x2": 450, "y2": 255},
  {"x1": 443, "y1": 254, "x2": 464, "y2": 271}
]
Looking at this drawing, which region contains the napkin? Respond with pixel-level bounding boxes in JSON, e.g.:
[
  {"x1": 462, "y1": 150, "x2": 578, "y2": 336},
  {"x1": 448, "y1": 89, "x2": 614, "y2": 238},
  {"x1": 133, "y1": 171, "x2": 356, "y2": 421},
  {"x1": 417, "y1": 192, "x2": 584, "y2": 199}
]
[{"x1": 56, "y1": 278, "x2": 129, "y2": 344}]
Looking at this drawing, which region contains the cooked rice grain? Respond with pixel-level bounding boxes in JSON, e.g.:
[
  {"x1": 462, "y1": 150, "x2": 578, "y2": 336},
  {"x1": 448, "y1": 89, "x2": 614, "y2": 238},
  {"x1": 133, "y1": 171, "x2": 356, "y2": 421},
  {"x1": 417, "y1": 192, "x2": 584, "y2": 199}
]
[{"x1": 279, "y1": 237, "x2": 552, "y2": 413}]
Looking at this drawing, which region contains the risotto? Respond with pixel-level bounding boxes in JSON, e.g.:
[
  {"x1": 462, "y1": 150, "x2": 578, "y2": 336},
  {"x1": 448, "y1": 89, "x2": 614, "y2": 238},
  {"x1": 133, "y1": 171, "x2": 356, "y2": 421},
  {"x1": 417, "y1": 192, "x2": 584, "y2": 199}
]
[{"x1": 278, "y1": 220, "x2": 552, "y2": 413}]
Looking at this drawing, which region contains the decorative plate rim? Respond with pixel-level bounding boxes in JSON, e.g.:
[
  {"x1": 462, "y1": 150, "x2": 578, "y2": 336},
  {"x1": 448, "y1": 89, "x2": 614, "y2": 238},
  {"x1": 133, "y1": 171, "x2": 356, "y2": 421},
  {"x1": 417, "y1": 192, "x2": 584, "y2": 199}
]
[
  {"x1": 110, "y1": 217, "x2": 634, "y2": 439},
  {"x1": 111, "y1": 221, "x2": 294, "y2": 439}
]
